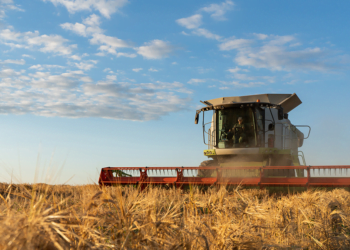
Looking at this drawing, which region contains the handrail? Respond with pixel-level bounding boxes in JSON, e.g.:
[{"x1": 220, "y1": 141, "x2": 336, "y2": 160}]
[
  {"x1": 294, "y1": 125, "x2": 311, "y2": 139},
  {"x1": 208, "y1": 128, "x2": 211, "y2": 148},
  {"x1": 298, "y1": 151, "x2": 306, "y2": 166},
  {"x1": 211, "y1": 129, "x2": 216, "y2": 149},
  {"x1": 202, "y1": 119, "x2": 212, "y2": 145}
]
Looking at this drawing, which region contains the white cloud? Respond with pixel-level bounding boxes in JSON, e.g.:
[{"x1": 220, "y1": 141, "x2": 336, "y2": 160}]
[
  {"x1": 231, "y1": 73, "x2": 256, "y2": 81},
  {"x1": 0, "y1": 28, "x2": 77, "y2": 56},
  {"x1": 27, "y1": 34, "x2": 77, "y2": 55},
  {"x1": 227, "y1": 67, "x2": 248, "y2": 73},
  {"x1": 148, "y1": 68, "x2": 158, "y2": 72},
  {"x1": 268, "y1": 35, "x2": 294, "y2": 45},
  {"x1": 187, "y1": 78, "x2": 206, "y2": 84},
  {"x1": 227, "y1": 67, "x2": 276, "y2": 85},
  {"x1": 192, "y1": 28, "x2": 221, "y2": 41},
  {"x1": 219, "y1": 38, "x2": 252, "y2": 51},
  {"x1": 286, "y1": 80, "x2": 298, "y2": 85},
  {"x1": 42, "y1": 0, "x2": 128, "y2": 18},
  {"x1": 28, "y1": 70, "x2": 92, "y2": 90},
  {"x1": 29, "y1": 64, "x2": 43, "y2": 70},
  {"x1": 172, "y1": 62, "x2": 177, "y2": 65},
  {"x1": 0, "y1": 67, "x2": 191, "y2": 120},
  {"x1": 60, "y1": 22, "x2": 88, "y2": 37},
  {"x1": 176, "y1": 14, "x2": 202, "y2": 29},
  {"x1": 290, "y1": 42, "x2": 302, "y2": 47},
  {"x1": 95, "y1": 52, "x2": 105, "y2": 56},
  {"x1": 0, "y1": 28, "x2": 22, "y2": 41},
  {"x1": 140, "y1": 81, "x2": 192, "y2": 94},
  {"x1": 176, "y1": 13, "x2": 222, "y2": 41},
  {"x1": 29, "y1": 64, "x2": 65, "y2": 71},
  {"x1": 222, "y1": 81, "x2": 265, "y2": 88},
  {"x1": 220, "y1": 34, "x2": 340, "y2": 71},
  {"x1": 83, "y1": 13, "x2": 101, "y2": 27},
  {"x1": 200, "y1": 0, "x2": 234, "y2": 20},
  {"x1": 197, "y1": 67, "x2": 214, "y2": 74},
  {"x1": 46, "y1": 64, "x2": 66, "y2": 69},
  {"x1": 69, "y1": 53, "x2": 87, "y2": 61},
  {"x1": 0, "y1": 68, "x2": 22, "y2": 78},
  {"x1": 254, "y1": 33, "x2": 268, "y2": 40},
  {"x1": 0, "y1": 0, "x2": 24, "y2": 20},
  {"x1": 74, "y1": 60, "x2": 97, "y2": 71},
  {"x1": 106, "y1": 75, "x2": 117, "y2": 81},
  {"x1": 132, "y1": 68, "x2": 142, "y2": 72},
  {"x1": 22, "y1": 54, "x2": 35, "y2": 59},
  {"x1": 90, "y1": 33, "x2": 132, "y2": 55},
  {"x1": 233, "y1": 35, "x2": 334, "y2": 71},
  {"x1": 114, "y1": 52, "x2": 137, "y2": 58},
  {"x1": 60, "y1": 14, "x2": 103, "y2": 37},
  {"x1": 70, "y1": 54, "x2": 81, "y2": 60},
  {"x1": 136, "y1": 40, "x2": 174, "y2": 59},
  {"x1": 61, "y1": 14, "x2": 136, "y2": 58},
  {"x1": 1, "y1": 59, "x2": 25, "y2": 65}
]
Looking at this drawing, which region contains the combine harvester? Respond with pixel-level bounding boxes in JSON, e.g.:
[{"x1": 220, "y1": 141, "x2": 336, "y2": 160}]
[{"x1": 99, "y1": 93, "x2": 350, "y2": 191}]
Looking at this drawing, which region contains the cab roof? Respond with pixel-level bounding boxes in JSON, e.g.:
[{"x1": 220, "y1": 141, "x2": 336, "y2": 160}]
[{"x1": 204, "y1": 93, "x2": 302, "y2": 113}]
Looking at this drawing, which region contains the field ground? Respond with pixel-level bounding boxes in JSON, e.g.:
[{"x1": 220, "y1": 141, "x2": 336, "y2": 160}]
[{"x1": 0, "y1": 183, "x2": 349, "y2": 249}]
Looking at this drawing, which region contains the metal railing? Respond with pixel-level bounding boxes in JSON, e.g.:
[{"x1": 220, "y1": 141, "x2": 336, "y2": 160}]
[{"x1": 298, "y1": 151, "x2": 306, "y2": 166}]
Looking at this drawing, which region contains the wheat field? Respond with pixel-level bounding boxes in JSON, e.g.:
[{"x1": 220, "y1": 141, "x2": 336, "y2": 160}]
[{"x1": 0, "y1": 183, "x2": 349, "y2": 249}]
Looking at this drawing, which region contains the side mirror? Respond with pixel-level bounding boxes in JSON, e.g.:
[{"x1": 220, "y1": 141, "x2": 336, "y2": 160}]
[
  {"x1": 283, "y1": 113, "x2": 289, "y2": 119},
  {"x1": 278, "y1": 107, "x2": 284, "y2": 120},
  {"x1": 268, "y1": 123, "x2": 275, "y2": 131},
  {"x1": 194, "y1": 111, "x2": 200, "y2": 124}
]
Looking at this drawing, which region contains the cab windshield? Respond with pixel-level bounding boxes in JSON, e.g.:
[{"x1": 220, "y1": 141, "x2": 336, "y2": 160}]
[{"x1": 217, "y1": 107, "x2": 261, "y2": 148}]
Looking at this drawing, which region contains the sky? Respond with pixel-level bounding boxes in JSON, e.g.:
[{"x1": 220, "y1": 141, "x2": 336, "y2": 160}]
[{"x1": 0, "y1": 0, "x2": 349, "y2": 184}]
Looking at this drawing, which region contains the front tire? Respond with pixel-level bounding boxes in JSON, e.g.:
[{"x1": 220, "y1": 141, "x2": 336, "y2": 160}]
[{"x1": 198, "y1": 160, "x2": 218, "y2": 177}]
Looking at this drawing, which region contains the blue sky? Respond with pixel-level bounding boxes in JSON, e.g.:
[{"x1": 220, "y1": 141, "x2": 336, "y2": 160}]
[{"x1": 0, "y1": 0, "x2": 349, "y2": 184}]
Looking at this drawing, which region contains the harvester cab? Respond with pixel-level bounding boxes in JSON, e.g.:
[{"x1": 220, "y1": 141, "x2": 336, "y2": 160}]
[{"x1": 195, "y1": 93, "x2": 311, "y2": 177}]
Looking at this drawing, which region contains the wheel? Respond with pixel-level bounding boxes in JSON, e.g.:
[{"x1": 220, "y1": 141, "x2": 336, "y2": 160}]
[{"x1": 198, "y1": 160, "x2": 218, "y2": 177}]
